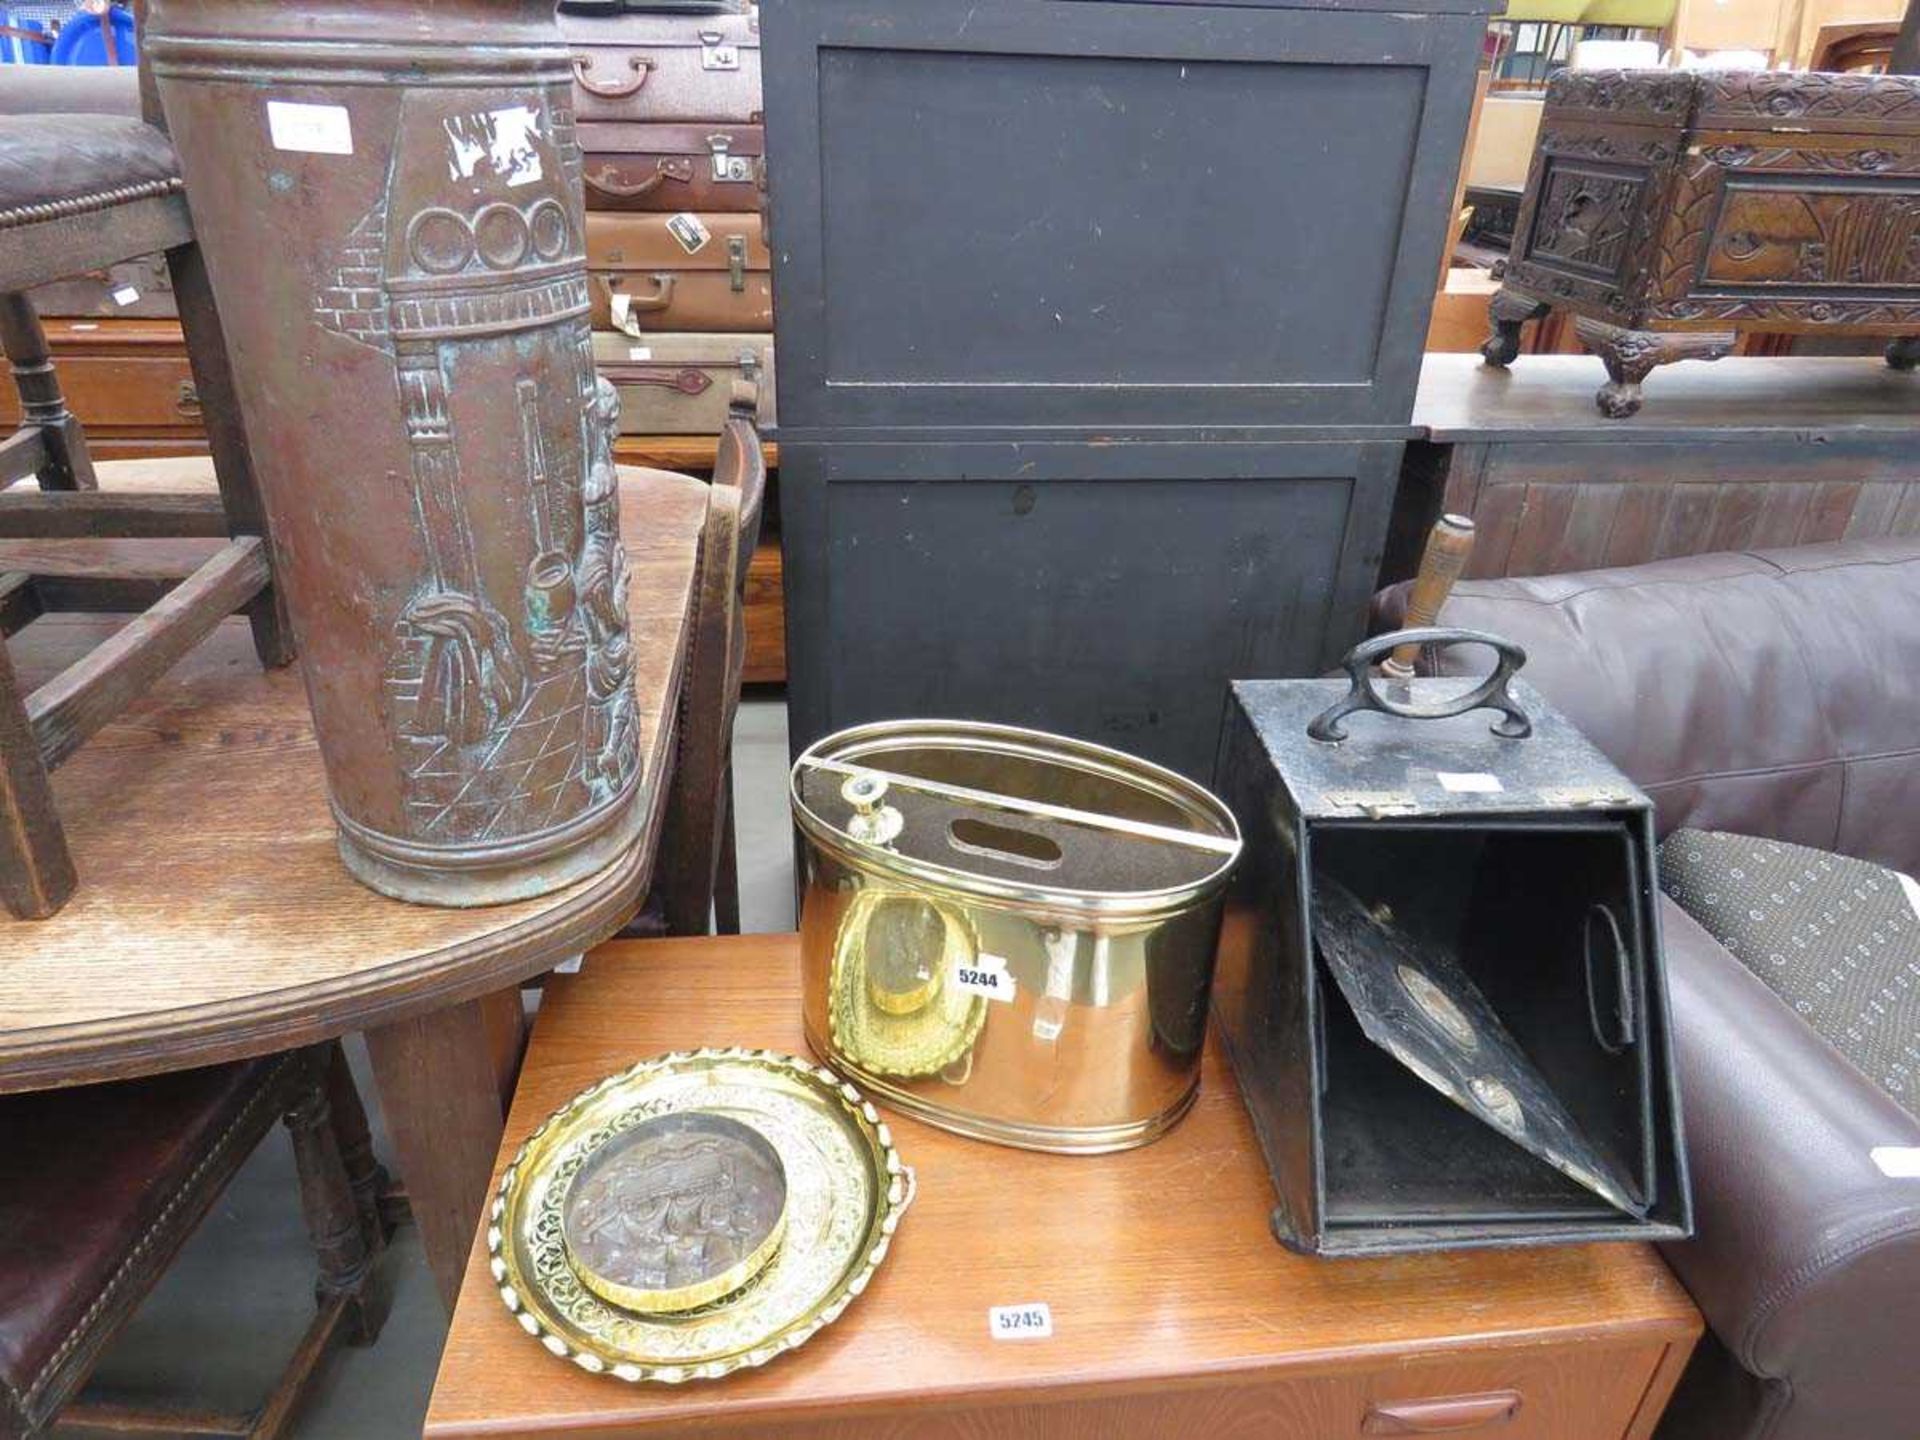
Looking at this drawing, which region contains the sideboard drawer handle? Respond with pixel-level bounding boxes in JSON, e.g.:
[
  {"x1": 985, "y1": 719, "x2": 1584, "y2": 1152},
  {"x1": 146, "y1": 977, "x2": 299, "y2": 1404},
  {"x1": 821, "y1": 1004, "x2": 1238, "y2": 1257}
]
[
  {"x1": 174, "y1": 380, "x2": 202, "y2": 420},
  {"x1": 1363, "y1": 1390, "x2": 1522, "y2": 1434}
]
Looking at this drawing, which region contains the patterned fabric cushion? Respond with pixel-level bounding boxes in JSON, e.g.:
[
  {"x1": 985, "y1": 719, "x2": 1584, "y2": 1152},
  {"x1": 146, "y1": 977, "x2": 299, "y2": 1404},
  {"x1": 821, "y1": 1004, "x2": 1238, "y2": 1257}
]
[{"x1": 1660, "y1": 828, "x2": 1920, "y2": 1120}]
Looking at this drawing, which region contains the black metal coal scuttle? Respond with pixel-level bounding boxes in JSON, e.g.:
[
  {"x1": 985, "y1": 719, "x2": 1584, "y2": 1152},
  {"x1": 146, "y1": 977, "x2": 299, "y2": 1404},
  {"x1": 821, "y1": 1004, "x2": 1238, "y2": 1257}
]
[{"x1": 1212, "y1": 629, "x2": 1692, "y2": 1257}]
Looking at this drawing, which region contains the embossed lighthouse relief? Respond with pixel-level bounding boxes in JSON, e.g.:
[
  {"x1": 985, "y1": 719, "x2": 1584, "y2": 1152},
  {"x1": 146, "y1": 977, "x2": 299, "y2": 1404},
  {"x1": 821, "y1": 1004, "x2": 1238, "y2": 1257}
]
[{"x1": 315, "y1": 91, "x2": 638, "y2": 852}]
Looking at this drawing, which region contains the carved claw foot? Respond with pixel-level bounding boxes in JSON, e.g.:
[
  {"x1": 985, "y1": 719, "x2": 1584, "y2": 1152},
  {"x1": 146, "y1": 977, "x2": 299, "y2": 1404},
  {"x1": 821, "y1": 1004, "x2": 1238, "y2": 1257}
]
[
  {"x1": 1887, "y1": 337, "x2": 1920, "y2": 373},
  {"x1": 1574, "y1": 318, "x2": 1736, "y2": 420},
  {"x1": 1480, "y1": 287, "x2": 1551, "y2": 369}
]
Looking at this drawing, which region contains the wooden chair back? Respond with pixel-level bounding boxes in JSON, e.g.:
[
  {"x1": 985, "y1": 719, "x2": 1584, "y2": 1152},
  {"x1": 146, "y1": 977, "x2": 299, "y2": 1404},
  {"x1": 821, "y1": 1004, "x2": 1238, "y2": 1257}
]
[
  {"x1": 0, "y1": 53, "x2": 288, "y2": 918},
  {"x1": 652, "y1": 397, "x2": 766, "y2": 936}
]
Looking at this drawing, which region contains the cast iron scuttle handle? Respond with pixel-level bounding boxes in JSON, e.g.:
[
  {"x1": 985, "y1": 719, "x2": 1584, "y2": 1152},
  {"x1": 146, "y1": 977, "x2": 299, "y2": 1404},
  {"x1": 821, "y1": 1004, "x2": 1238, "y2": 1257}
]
[{"x1": 1307, "y1": 627, "x2": 1531, "y2": 744}]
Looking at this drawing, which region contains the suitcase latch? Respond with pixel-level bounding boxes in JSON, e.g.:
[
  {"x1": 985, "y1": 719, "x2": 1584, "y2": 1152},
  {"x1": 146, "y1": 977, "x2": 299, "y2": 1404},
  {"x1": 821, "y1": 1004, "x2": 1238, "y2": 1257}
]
[
  {"x1": 727, "y1": 234, "x2": 748, "y2": 291},
  {"x1": 708, "y1": 134, "x2": 755, "y2": 184},
  {"x1": 738, "y1": 348, "x2": 761, "y2": 380},
  {"x1": 700, "y1": 31, "x2": 741, "y2": 70}
]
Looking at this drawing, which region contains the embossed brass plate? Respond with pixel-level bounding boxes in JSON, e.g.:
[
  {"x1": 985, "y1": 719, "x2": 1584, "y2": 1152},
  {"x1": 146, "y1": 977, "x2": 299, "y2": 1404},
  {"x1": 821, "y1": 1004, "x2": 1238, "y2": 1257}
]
[
  {"x1": 490, "y1": 1049, "x2": 912, "y2": 1382},
  {"x1": 561, "y1": 1112, "x2": 789, "y2": 1315}
]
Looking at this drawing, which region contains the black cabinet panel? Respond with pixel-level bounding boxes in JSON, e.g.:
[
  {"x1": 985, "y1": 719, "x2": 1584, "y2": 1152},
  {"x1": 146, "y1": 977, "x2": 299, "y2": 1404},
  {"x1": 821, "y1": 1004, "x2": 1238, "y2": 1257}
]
[
  {"x1": 764, "y1": 0, "x2": 1493, "y2": 432},
  {"x1": 782, "y1": 440, "x2": 1403, "y2": 779}
]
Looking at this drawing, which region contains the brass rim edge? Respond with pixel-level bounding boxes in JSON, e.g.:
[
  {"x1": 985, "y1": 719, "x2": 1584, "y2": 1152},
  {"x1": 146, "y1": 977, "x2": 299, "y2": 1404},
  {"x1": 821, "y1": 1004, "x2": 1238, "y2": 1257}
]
[{"x1": 487, "y1": 1046, "x2": 912, "y2": 1384}]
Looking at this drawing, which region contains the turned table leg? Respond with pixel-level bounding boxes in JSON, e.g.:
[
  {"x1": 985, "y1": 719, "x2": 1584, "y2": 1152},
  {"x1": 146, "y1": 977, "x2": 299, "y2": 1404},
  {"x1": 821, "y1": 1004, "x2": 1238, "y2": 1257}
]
[
  {"x1": 1480, "y1": 287, "x2": 1551, "y2": 368},
  {"x1": 1887, "y1": 337, "x2": 1920, "y2": 372},
  {"x1": 365, "y1": 997, "x2": 514, "y2": 1311},
  {"x1": 1574, "y1": 318, "x2": 1736, "y2": 419}
]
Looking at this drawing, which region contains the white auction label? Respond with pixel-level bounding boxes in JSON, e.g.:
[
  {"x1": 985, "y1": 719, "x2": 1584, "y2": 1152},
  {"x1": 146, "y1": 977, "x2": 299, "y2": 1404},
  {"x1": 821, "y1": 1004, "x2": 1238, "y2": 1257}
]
[
  {"x1": 628, "y1": 346, "x2": 653, "y2": 361},
  {"x1": 267, "y1": 100, "x2": 353, "y2": 156},
  {"x1": 1871, "y1": 1146, "x2": 1920, "y2": 1178},
  {"x1": 111, "y1": 285, "x2": 141, "y2": 307},
  {"x1": 552, "y1": 953, "x2": 585, "y2": 976},
  {"x1": 952, "y1": 951, "x2": 1016, "y2": 1003},
  {"x1": 1437, "y1": 771, "x2": 1504, "y2": 794},
  {"x1": 1897, "y1": 871, "x2": 1920, "y2": 923},
  {"x1": 988, "y1": 1302, "x2": 1053, "y2": 1340}
]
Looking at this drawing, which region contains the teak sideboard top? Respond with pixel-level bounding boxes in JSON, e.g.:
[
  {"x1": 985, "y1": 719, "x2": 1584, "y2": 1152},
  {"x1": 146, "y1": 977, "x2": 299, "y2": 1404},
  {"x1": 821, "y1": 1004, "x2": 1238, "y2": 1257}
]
[{"x1": 426, "y1": 934, "x2": 1701, "y2": 1440}]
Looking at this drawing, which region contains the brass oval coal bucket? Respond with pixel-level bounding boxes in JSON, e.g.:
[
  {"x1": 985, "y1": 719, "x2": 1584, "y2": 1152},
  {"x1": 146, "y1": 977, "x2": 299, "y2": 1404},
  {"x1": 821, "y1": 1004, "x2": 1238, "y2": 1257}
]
[
  {"x1": 146, "y1": 1, "x2": 642, "y2": 905},
  {"x1": 792, "y1": 721, "x2": 1242, "y2": 1153}
]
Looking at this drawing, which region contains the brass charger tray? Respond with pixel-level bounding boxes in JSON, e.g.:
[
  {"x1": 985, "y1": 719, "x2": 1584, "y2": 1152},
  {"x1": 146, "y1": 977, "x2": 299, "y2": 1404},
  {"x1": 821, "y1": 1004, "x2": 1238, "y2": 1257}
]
[{"x1": 490, "y1": 1048, "x2": 912, "y2": 1383}]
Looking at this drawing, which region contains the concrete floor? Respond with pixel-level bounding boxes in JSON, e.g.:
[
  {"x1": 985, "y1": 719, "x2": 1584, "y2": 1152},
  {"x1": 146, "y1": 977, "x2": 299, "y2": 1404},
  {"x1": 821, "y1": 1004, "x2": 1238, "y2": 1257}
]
[{"x1": 71, "y1": 698, "x2": 796, "y2": 1439}]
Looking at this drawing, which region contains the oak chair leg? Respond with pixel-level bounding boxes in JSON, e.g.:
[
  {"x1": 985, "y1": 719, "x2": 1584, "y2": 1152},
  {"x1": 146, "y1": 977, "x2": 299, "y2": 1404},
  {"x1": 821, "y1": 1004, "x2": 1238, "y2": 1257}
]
[
  {"x1": 0, "y1": 633, "x2": 76, "y2": 919},
  {"x1": 1479, "y1": 286, "x2": 1551, "y2": 369},
  {"x1": 164, "y1": 243, "x2": 295, "y2": 670},
  {"x1": 0, "y1": 292, "x2": 97, "y2": 493},
  {"x1": 285, "y1": 1050, "x2": 389, "y2": 1347},
  {"x1": 324, "y1": 1042, "x2": 395, "y2": 1250},
  {"x1": 1887, "y1": 337, "x2": 1920, "y2": 372},
  {"x1": 1574, "y1": 317, "x2": 1736, "y2": 419}
]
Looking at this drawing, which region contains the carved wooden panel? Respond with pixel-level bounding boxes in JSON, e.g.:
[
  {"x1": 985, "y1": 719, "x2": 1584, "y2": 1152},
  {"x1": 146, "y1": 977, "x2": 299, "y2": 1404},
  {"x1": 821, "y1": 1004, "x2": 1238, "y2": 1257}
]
[
  {"x1": 1442, "y1": 458, "x2": 1920, "y2": 579},
  {"x1": 1504, "y1": 68, "x2": 1920, "y2": 334},
  {"x1": 1527, "y1": 162, "x2": 1645, "y2": 281}
]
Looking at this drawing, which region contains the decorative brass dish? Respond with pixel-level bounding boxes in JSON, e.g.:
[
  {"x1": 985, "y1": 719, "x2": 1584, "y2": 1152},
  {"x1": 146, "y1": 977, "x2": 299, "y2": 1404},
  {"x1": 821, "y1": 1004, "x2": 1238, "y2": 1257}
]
[
  {"x1": 489, "y1": 1048, "x2": 912, "y2": 1383},
  {"x1": 560, "y1": 1111, "x2": 790, "y2": 1315}
]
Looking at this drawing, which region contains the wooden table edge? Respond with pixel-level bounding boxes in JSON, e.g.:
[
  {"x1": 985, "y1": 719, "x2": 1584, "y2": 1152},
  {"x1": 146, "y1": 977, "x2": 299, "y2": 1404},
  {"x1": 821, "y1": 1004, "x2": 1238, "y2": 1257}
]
[{"x1": 0, "y1": 468, "x2": 703, "y2": 1092}]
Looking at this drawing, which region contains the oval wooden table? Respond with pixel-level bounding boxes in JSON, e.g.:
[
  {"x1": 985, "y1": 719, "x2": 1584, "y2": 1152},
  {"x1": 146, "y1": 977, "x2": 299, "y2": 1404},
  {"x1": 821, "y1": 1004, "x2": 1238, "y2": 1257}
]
[{"x1": 0, "y1": 461, "x2": 708, "y2": 1309}]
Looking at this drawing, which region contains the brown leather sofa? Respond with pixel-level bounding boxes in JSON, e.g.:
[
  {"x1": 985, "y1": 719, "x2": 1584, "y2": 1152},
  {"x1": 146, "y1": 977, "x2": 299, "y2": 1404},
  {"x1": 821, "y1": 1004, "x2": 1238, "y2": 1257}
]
[{"x1": 1380, "y1": 538, "x2": 1920, "y2": 1440}]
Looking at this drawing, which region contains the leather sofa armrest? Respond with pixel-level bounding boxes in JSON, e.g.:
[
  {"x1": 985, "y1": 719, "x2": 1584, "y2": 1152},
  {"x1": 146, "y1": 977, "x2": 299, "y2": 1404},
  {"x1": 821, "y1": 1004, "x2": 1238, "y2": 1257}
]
[{"x1": 1658, "y1": 896, "x2": 1920, "y2": 1434}]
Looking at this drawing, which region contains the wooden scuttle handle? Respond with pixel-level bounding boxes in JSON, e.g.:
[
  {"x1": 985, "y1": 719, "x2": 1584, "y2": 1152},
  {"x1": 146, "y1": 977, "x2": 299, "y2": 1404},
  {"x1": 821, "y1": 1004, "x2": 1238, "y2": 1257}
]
[
  {"x1": 1382, "y1": 514, "x2": 1476, "y2": 680},
  {"x1": 1362, "y1": 1389, "x2": 1522, "y2": 1433}
]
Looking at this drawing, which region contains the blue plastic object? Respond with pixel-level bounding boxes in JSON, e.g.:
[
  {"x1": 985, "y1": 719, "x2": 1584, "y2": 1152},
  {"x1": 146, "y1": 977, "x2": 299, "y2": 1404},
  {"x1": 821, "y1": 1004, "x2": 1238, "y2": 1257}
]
[
  {"x1": 49, "y1": 4, "x2": 135, "y2": 66},
  {"x1": 0, "y1": 13, "x2": 53, "y2": 64}
]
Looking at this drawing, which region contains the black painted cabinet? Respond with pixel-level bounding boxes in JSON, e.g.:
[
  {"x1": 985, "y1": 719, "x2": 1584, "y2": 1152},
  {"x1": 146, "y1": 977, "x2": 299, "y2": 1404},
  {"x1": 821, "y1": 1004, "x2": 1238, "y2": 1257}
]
[{"x1": 763, "y1": 0, "x2": 1497, "y2": 777}]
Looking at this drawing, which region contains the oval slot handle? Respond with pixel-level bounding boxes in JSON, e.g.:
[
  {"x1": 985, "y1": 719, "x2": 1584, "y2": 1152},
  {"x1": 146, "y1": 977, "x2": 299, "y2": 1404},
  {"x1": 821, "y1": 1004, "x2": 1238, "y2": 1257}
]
[
  {"x1": 947, "y1": 817, "x2": 1063, "y2": 871},
  {"x1": 1363, "y1": 1390, "x2": 1522, "y2": 1434}
]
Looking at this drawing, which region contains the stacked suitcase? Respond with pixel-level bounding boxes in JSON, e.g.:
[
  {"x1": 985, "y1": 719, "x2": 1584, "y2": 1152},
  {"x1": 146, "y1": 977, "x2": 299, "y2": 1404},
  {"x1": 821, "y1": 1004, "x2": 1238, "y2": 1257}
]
[{"x1": 563, "y1": 0, "x2": 774, "y2": 436}]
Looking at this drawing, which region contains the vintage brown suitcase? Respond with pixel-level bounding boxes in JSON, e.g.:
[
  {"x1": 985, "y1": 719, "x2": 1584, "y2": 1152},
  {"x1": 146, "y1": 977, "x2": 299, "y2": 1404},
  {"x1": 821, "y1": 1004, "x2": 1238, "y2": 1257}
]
[
  {"x1": 587, "y1": 212, "x2": 772, "y2": 334},
  {"x1": 579, "y1": 122, "x2": 764, "y2": 213},
  {"x1": 0, "y1": 317, "x2": 205, "y2": 457},
  {"x1": 560, "y1": 8, "x2": 761, "y2": 124},
  {"x1": 593, "y1": 330, "x2": 774, "y2": 434},
  {"x1": 29, "y1": 255, "x2": 178, "y2": 319}
]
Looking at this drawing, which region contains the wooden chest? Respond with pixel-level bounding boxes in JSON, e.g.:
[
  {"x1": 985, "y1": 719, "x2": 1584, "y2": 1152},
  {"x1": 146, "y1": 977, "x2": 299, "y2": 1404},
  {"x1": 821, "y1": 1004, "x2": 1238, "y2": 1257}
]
[
  {"x1": 0, "y1": 318, "x2": 205, "y2": 458},
  {"x1": 1487, "y1": 70, "x2": 1920, "y2": 415},
  {"x1": 425, "y1": 935, "x2": 1704, "y2": 1440}
]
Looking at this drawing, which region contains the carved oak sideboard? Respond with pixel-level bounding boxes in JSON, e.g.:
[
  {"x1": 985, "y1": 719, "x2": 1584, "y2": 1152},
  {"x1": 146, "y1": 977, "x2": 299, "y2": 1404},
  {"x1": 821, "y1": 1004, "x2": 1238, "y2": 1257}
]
[{"x1": 1485, "y1": 69, "x2": 1920, "y2": 416}]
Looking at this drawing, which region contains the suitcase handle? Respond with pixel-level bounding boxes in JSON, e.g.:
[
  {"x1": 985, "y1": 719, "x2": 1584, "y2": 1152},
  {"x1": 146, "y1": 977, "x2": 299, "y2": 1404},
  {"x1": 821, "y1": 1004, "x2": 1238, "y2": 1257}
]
[
  {"x1": 611, "y1": 366, "x2": 714, "y2": 397},
  {"x1": 600, "y1": 272, "x2": 676, "y2": 314},
  {"x1": 1307, "y1": 627, "x2": 1531, "y2": 743},
  {"x1": 584, "y1": 159, "x2": 692, "y2": 200},
  {"x1": 571, "y1": 51, "x2": 654, "y2": 98}
]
